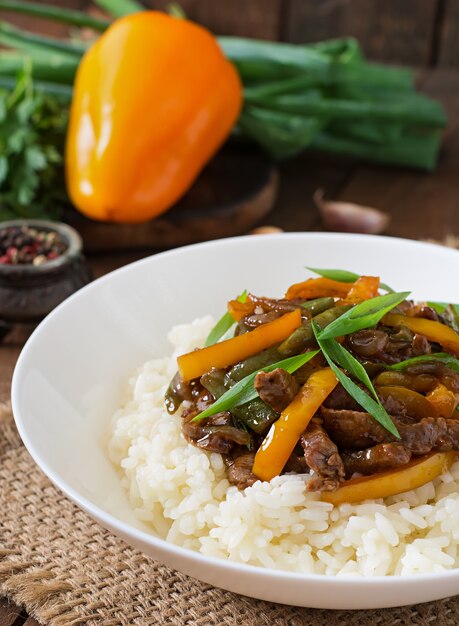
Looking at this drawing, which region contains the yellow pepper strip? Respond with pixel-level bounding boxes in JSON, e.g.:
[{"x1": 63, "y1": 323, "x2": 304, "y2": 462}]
[
  {"x1": 177, "y1": 309, "x2": 301, "y2": 382},
  {"x1": 285, "y1": 277, "x2": 351, "y2": 300},
  {"x1": 340, "y1": 276, "x2": 380, "y2": 304},
  {"x1": 426, "y1": 383, "x2": 458, "y2": 418},
  {"x1": 376, "y1": 385, "x2": 435, "y2": 419},
  {"x1": 227, "y1": 299, "x2": 255, "y2": 322},
  {"x1": 252, "y1": 367, "x2": 338, "y2": 482},
  {"x1": 322, "y1": 452, "x2": 457, "y2": 505},
  {"x1": 383, "y1": 313, "x2": 459, "y2": 356}
]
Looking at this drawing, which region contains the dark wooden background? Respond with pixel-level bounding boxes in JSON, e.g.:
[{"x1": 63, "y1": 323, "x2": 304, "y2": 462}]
[{"x1": 2, "y1": 0, "x2": 459, "y2": 68}]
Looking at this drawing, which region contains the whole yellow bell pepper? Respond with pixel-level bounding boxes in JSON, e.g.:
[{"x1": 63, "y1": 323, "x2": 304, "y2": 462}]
[{"x1": 66, "y1": 12, "x2": 242, "y2": 223}]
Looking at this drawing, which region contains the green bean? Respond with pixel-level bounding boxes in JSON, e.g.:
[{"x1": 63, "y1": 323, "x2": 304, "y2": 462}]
[
  {"x1": 226, "y1": 345, "x2": 281, "y2": 383},
  {"x1": 201, "y1": 368, "x2": 278, "y2": 434},
  {"x1": 232, "y1": 398, "x2": 278, "y2": 434},
  {"x1": 301, "y1": 297, "x2": 335, "y2": 316},
  {"x1": 279, "y1": 305, "x2": 353, "y2": 356}
]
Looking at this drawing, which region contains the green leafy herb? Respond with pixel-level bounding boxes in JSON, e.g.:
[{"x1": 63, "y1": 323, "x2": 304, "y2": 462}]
[
  {"x1": 427, "y1": 301, "x2": 449, "y2": 314},
  {"x1": 318, "y1": 291, "x2": 410, "y2": 340},
  {"x1": 312, "y1": 322, "x2": 399, "y2": 437},
  {"x1": 204, "y1": 290, "x2": 247, "y2": 347},
  {"x1": 387, "y1": 352, "x2": 459, "y2": 374},
  {"x1": 306, "y1": 267, "x2": 394, "y2": 293},
  {"x1": 192, "y1": 350, "x2": 319, "y2": 422},
  {"x1": 0, "y1": 63, "x2": 68, "y2": 220}
]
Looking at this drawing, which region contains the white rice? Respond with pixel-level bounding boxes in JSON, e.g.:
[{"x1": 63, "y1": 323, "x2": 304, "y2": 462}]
[{"x1": 108, "y1": 317, "x2": 459, "y2": 576}]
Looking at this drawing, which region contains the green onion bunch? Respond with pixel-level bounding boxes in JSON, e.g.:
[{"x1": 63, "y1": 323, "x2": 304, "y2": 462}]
[{"x1": 0, "y1": 0, "x2": 448, "y2": 219}]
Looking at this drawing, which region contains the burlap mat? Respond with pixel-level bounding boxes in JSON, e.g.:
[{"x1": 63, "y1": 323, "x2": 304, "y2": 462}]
[{"x1": 1, "y1": 397, "x2": 459, "y2": 626}]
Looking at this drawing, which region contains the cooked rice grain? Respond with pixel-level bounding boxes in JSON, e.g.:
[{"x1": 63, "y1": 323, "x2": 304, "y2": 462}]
[{"x1": 108, "y1": 317, "x2": 459, "y2": 576}]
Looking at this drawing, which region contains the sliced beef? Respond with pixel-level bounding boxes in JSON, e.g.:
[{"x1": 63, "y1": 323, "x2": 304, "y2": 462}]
[
  {"x1": 300, "y1": 421, "x2": 345, "y2": 492},
  {"x1": 321, "y1": 408, "x2": 459, "y2": 456},
  {"x1": 342, "y1": 443, "x2": 412, "y2": 478},
  {"x1": 321, "y1": 408, "x2": 395, "y2": 448},
  {"x1": 226, "y1": 453, "x2": 258, "y2": 489},
  {"x1": 254, "y1": 368, "x2": 299, "y2": 413},
  {"x1": 346, "y1": 325, "x2": 433, "y2": 365},
  {"x1": 241, "y1": 310, "x2": 282, "y2": 329},
  {"x1": 182, "y1": 419, "x2": 251, "y2": 455}
]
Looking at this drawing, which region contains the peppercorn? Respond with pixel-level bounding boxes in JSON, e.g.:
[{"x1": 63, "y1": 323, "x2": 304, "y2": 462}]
[{"x1": 0, "y1": 225, "x2": 67, "y2": 265}]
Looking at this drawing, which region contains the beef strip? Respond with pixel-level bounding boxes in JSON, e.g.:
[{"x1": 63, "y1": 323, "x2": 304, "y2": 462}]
[
  {"x1": 182, "y1": 418, "x2": 251, "y2": 455},
  {"x1": 342, "y1": 443, "x2": 412, "y2": 478},
  {"x1": 226, "y1": 453, "x2": 258, "y2": 489},
  {"x1": 254, "y1": 368, "x2": 299, "y2": 413},
  {"x1": 321, "y1": 407, "x2": 459, "y2": 455},
  {"x1": 346, "y1": 325, "x2": 433, "y2": 365},
  {"x1": 300, "y1": 420, "x2": 345, "y2": 492},
  {"x1": 324, "y1": 383, "x2": 406, "y2": 417}
]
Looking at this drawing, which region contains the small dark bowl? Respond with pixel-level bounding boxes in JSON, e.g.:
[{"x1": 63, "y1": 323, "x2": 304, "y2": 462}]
[{"x1": 0, "y1": 220, "x2": 92, "y2": 324}]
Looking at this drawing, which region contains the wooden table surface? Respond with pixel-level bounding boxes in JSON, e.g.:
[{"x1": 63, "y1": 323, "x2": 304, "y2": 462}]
[{"x1": 1, "y1": 68, "x2": 458, "y2": 625}]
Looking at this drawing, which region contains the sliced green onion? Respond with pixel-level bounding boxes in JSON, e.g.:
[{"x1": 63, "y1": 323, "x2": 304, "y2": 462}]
[
  {"x1": 306, "y1": 267, "x2": 394, "y2": 293},
  {"x1": 312, "y1": 322, "x2": 399, "y2": 437},
  {"x1": 204, "y1": 290, "x2": 247, "y2": 347},
  {"x1": 192, "y1": 350, "x2": 319, "y2": 422},
  {"x1": 318, "y1": 291, "x2": 410, "y2": 340}
]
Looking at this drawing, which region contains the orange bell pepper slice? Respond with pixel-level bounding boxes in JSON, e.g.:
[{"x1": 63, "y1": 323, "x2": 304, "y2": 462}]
[
  {"x1": 285, "y1": 277, "x2": 351, "y2": 300},
  {"x1": 383, "y1": 313, "x2": 459, "y2": 356},
  {"x1": 252, "y1": 367, "x2": 338, "y2": 482},
  {"x1": 426, "y1": 383, "x2": 458, "y2": 418},
  {"x1": 340, "y1": 276, "x2": 380, "y2": 304},
  {"x1": 376, "y1": 386, "x2": 435, "y2": 419},
  {"x1": 322, "y1": 452, "x2": 456, "y2": 505},
  {"x1": 227, "y1": 299, "x2": 256, "y2": 322},
  {"x1": 177, "y1": 309, "x2": 301, "y2": 381}
]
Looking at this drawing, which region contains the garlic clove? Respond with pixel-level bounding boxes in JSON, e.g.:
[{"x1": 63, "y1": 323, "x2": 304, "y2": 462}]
[{"x1": 314, "y1": 189, "x2": 390, "y2": 234}]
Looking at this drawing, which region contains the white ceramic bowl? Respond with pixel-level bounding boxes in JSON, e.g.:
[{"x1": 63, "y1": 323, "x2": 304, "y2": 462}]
[{"x1": 12, "y1": 233, "x2": 459, "y2": 609}]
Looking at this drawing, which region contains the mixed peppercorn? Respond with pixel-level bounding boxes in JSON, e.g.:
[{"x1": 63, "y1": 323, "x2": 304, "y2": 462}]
[{"x1": 0, "y1": 225, "x2": 67, "y2": 266}]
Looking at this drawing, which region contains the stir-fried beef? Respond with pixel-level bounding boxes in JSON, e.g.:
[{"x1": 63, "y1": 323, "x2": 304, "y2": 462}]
[
  {"x1": 322, "y1": 408, "x2": 391, "y2": 448},
  {"x1": 342, "y1": 443, "x2": 411, "y2": 478},
  {"x1": 167, "y1": 288, "x2": 459, "y2": 494},
  {"x1": 346, "y1": 326, "x2": 432, "y2": 365},
  {"x1": 182, "y1": 419, "x2": 251, "y2": 455},
  {"x1": 322, "y1": 408, "x2": 459, "y2": 456},
  {"x1": 300, "y1": 420, "x2": 345, "y2": 491},
  {"x1": 406, "y1": 362, "x2": 459, "y2": 394},
  {"x1": 241, "y1": 310, "x2": 282, "y2": 329},
  {"x1": 226, "y1": 453, "x2": 258, "y2": 489},
  {"x1": 324, "y1": 383, "x2": 406, "y2": 417},
  {"x1": 254, "y1": 368, "x2": 299, "y2": 413}
]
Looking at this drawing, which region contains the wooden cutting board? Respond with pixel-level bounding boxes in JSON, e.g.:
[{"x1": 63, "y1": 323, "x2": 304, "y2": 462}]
[{"x1": 65, "y1": 142, "x2": 279, "y2": 252}]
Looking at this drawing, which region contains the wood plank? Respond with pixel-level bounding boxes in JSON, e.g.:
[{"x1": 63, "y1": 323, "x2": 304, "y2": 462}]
[
  {"x1": 334, "y1": 69, "x2": 459, "y2": 242},
  {"x1": 438, "y1": 0, "x2": 459, "y2": 67},
  {"x1": 260, "y1": 152, "x2": 357, "y2": 232},
  {"x1": 149, "y1": 0, "x2": 283, "y2": 39},
  {"x1": 0, "y1": 598, "x2": 23, "y2": 626},
  {"x1": 283, "y1": 0, "x2": 438, "y2": 66}
]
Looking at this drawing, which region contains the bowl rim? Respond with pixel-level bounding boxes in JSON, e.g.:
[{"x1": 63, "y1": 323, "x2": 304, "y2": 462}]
[
  {"x1": 11, "y1": 231, "x2": 459, "y2": 588},
  {"x1": 0, "y1": 219, "x2": 83, "y2": 274}
]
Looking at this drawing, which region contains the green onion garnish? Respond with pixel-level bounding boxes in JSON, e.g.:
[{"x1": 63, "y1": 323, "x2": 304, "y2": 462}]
[
  {"x1": 204, "y1": 290, "x2": 247, "y2": 347},
  {"x1": 318, "y1": 291, "x2": 410, "y2": 340},
  {"x1": 313, "y1": 321, "x2": 399, "y2": 437},
  {"x1": 192, "y1": 350, "x2": 319, "y2": 422},
  {"x1": 306, "y1": 267, "x2": 394, "y2": 293}
]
